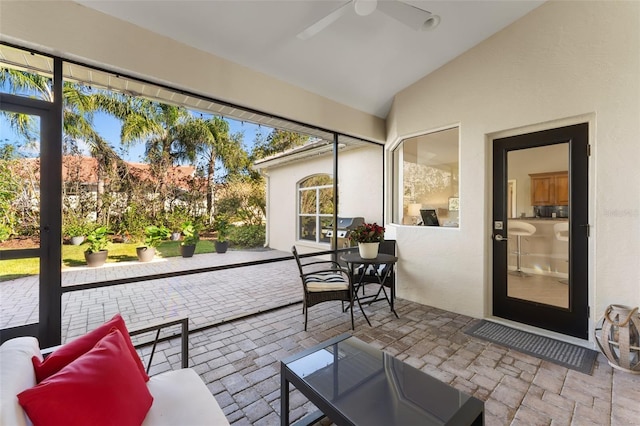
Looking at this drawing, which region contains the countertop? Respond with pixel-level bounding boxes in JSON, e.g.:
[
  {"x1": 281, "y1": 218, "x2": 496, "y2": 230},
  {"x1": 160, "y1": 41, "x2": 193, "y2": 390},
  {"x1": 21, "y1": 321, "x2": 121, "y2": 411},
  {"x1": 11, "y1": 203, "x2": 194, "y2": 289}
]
[{"x1": 516, "y1": 217, "x2": 568, "y2": 221}]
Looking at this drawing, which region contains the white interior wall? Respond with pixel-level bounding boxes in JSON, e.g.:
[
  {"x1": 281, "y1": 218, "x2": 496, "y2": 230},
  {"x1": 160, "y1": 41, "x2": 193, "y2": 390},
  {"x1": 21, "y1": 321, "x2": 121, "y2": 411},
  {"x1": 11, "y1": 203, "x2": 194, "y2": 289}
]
[{"x1": 387, "y1": 0, "x2": 640, "y2": 332}]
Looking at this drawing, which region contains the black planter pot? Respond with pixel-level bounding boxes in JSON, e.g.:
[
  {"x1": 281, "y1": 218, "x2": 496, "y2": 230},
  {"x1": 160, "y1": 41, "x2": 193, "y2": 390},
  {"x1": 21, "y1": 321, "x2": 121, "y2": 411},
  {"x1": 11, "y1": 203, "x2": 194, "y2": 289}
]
[
  {"x1": 215, "y1": 241, "x2": 229, "y2": 254},
  {"x1": 84, "y1": 250, "x2": 108, "y2": 267},
  {"x1": 136, "y1": 246, "x2": 155, "y2": 262},
  {"x1": 180, "y1": 244, "x2": 196, "y2": 258}
]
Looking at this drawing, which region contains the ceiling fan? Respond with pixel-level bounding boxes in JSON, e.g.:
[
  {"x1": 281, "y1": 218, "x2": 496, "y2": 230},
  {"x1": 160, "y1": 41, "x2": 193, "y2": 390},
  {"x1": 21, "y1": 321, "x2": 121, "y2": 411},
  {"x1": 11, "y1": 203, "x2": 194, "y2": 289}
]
[{"x1": 297, "y1": 0, "x2": 441, "y2": 40}]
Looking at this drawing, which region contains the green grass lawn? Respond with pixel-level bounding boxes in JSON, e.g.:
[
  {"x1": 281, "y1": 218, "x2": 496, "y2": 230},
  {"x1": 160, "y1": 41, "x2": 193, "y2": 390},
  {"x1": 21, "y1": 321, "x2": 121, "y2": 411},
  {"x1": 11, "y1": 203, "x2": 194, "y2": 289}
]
[{"x1": 0, "y1": 240, "x2": 218, "y2": 282}]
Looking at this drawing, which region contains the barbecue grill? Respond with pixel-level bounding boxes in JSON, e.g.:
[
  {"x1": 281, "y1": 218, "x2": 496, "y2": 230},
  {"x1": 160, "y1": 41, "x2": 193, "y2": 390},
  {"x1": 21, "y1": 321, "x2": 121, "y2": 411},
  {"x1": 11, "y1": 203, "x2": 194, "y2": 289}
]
[{"x1": 323, "y1": 217, "x2": 365, "y2": 248}]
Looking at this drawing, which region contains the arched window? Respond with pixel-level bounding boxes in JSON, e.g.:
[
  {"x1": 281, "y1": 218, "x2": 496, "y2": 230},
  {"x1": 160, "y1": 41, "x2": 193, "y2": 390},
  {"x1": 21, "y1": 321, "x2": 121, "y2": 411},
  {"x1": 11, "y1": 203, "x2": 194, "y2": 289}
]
[{"x1": 298, "y1": 174, "x2": 333, "y2": 243}]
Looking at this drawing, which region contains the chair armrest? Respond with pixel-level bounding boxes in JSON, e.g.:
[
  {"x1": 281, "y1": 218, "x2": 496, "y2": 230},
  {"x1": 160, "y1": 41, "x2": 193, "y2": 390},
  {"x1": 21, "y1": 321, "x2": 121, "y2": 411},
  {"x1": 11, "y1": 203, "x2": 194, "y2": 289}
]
[
  {"x1": 41, "y1": 316, "x2": 190, "y2": 374},
  {"x1": 40, "y1": 345, "x2": 61, "y2": 357},
  {"x1": 130, "y1": 316, "x2": 189, "y2": 372}
]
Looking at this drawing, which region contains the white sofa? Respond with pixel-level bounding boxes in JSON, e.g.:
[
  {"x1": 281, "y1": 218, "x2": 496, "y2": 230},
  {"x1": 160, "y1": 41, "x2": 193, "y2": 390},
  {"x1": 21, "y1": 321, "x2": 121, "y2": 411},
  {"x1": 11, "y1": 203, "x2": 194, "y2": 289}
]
[{"x1": 0, "y1": 336, "x2": 230, "y2": 426}]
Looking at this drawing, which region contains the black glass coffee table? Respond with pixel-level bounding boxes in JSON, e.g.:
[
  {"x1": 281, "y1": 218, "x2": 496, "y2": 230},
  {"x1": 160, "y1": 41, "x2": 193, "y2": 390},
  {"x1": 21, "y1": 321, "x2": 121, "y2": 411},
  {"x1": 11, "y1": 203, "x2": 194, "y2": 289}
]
[{"x1": 281, "y1": 334, "x2": 484, "y2": 425}]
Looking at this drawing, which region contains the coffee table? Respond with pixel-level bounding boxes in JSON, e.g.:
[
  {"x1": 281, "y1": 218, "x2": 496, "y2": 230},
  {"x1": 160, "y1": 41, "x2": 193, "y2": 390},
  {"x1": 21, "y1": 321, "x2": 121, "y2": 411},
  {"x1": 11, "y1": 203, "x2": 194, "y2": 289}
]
[{"x1": 281, "y1": 334, "x2": 484, "y2": 425}]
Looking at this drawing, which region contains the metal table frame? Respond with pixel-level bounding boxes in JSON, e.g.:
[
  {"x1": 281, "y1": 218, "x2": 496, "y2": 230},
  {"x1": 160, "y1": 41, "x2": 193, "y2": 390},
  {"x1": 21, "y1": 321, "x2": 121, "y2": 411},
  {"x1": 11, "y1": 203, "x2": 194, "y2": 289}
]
[{"x1": 341, "y1": 252, "x2": 399, "y2": 326}]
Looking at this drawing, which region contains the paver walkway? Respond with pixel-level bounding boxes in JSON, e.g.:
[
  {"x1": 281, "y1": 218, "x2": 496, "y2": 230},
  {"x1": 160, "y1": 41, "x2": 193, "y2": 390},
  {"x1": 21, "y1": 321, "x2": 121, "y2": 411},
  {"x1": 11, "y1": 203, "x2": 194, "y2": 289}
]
[{"x1": 1, "y1": 249, "x2": 301, "y2": 341}]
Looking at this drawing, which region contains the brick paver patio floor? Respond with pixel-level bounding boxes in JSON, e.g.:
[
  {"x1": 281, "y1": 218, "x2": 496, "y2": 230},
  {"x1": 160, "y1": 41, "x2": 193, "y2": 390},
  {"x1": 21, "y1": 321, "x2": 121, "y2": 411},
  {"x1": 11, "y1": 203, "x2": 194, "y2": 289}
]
[
  {"x1": 145, "y1": 299, "x2": 640, "y2": 426},
  {"x1": 2, "y1": 250, "x2": 639, "y2": 425}
]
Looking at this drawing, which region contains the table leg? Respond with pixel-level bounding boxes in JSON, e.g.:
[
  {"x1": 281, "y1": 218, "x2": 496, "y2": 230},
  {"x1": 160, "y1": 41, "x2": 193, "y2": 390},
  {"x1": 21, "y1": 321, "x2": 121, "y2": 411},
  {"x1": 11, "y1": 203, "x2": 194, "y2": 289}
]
[
  {"x1": 281, "y1": 366, "x2": 289, "y2": 426},
  {"x1": 372, "y1": 266, "x2": 398, "y2": 318},
  {"x1": 346, "y1": 263, "x2": 372, "y2": 326},
  {"x1": 352, "y1": 278, "x2": 371, "y2": 326}
]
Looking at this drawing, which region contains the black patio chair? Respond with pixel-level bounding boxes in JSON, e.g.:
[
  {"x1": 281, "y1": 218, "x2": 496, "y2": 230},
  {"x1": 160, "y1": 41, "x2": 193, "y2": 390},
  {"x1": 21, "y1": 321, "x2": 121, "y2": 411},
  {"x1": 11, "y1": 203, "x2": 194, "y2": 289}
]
[
  {"x1": 352, "y1": 239, "x2": 396, "y2": 299},
  {"x1": 292, "y1": 246, "x2": 354, "y2": 331}
]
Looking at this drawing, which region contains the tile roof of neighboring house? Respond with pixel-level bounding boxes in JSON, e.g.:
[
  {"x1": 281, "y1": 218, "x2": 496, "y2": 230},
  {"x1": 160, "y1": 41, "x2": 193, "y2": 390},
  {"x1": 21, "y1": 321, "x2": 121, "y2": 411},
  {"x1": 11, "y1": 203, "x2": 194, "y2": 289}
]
[{"x1": 14, "y1": 156, "x2": 197, "y2": 190}]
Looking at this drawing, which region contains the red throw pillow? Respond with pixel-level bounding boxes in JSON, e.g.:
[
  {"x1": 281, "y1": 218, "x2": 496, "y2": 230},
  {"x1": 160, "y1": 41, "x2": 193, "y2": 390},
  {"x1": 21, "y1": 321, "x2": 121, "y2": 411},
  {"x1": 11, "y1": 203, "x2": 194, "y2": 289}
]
[
  {"x1": 32, "y1": 313, "x2": 149, "y2": 383},
  {"x1": 18, "y1": 329, "x2": 154, "y2": 426}
]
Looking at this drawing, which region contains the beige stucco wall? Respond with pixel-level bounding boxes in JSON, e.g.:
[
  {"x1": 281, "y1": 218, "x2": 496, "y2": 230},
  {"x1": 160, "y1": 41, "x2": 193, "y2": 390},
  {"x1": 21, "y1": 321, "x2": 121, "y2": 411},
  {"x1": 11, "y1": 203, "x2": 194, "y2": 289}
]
[
  {"x1": 0, "y1": 1, "x2": 385, "y2": 142},
  {"x1": 387, "y1": 0, "x2": 640, "y2": 337},
  {"x1": 264, "y1": 145, "x2": 383, "y2": 254}
]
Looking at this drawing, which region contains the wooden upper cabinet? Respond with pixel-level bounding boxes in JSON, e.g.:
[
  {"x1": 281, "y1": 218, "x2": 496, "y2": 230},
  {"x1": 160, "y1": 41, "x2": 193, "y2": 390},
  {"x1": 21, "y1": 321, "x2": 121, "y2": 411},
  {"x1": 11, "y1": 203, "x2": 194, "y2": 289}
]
[
  {"x1": 554, "y1": 173, "x2": 569, "y2": 204},
  {"x1": 529, "y1": 171, "x2": 568, "y2": 206}
]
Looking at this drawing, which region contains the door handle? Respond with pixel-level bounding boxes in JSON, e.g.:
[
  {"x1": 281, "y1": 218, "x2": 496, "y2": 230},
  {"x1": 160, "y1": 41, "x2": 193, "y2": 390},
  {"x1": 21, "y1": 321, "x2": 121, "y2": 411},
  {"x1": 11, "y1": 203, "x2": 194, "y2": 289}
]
[{"x1": 493, "y1": 234, "x2": 508, "y2": 242}]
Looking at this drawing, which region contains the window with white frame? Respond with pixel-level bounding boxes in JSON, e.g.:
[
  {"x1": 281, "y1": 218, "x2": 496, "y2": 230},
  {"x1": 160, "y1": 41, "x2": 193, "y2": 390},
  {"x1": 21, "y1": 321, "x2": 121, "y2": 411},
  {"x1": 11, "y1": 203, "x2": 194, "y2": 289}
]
[
  {"x1": 298, "y1": 175, "x2": 333, "y2": 243},
  {"x1": 393, "y1": 127, "x2": 460, "y2": 227}
]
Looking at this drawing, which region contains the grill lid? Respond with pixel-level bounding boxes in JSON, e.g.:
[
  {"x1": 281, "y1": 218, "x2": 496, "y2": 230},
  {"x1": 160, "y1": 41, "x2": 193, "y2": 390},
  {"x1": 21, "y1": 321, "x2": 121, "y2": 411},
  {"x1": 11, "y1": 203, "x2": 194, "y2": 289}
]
[{"x1": 336, "y1": 217, "x2": 364, "y2": 230}]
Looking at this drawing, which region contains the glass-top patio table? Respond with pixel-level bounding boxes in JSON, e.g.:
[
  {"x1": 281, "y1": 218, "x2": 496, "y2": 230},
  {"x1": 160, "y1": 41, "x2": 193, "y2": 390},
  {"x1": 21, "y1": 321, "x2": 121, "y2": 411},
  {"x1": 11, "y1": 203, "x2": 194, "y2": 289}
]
[{"x1": 281, "y1": 333, "x2": 484, "y2": 425}]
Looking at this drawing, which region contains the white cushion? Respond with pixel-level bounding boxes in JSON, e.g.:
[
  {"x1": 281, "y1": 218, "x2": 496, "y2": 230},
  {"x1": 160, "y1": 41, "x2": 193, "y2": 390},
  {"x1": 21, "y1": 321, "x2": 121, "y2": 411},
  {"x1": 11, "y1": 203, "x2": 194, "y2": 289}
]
[
  {"x1": 143, "y1": 369, "x2": 229, "y2": 426},
  {"x1": 307, "y1": 281, "x2": 349, "y2": 292},
  {"x1": 0, "y1": 337, "x2": 42, "y2": 426}
]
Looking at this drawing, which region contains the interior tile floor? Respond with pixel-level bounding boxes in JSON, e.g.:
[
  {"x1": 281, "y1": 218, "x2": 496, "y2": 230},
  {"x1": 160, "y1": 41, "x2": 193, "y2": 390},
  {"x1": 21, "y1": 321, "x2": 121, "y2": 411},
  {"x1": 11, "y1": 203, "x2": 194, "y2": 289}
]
[
  {"x1": 143, "y1": 296, "x2": 640, "y2": 426},
  {"x1": 507, "y1": 273, "x2": 569, "y2": 309}
]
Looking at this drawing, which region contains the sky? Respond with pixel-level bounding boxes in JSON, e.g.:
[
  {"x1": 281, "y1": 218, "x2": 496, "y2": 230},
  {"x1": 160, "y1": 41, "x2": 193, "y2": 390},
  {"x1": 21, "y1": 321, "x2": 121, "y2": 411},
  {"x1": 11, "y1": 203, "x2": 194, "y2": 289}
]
[
  {"x1": 1, "y1": 109, "x2": 268, "y2": 163},
  {"x1": 0, "y1": 74, "x2": 271, "y2": 162},
  {"x1": 91, "y1": 111, "x2": 266, "y2": 163}
]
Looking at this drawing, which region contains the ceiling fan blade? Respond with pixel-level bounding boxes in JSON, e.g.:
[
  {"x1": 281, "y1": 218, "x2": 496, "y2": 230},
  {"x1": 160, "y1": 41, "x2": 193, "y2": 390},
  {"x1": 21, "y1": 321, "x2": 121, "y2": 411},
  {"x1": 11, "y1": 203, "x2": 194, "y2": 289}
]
[
  {"x1": 377, "y1": 0, "x2": 438, "y2": 31},
  {"x1": 297, "y1": 1, "x2": 352, "y2": 40}
]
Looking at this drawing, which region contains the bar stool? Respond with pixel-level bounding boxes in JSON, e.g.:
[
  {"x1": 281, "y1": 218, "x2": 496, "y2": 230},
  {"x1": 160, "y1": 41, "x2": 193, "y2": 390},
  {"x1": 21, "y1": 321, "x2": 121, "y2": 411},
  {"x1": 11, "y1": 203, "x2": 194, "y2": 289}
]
[
  {"x1": 554, "y1": 222, "x2": 569, "y2": 284},
  {"x1": 508, "y1": 220, "x2": 537, "y2": 277}
]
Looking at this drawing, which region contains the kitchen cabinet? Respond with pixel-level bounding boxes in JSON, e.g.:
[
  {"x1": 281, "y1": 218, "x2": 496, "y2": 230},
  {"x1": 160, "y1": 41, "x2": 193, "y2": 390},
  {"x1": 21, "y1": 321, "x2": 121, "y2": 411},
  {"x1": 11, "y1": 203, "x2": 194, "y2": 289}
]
[{"x1": 530, "y1": 171, "x2": 568, "y2": 206}]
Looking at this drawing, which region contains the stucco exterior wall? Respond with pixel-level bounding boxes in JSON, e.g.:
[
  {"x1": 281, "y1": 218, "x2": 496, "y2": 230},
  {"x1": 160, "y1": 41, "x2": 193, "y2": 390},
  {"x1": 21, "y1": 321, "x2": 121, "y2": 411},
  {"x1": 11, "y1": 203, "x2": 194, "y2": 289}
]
[
  {"x1": 0, "y1": 1, "x2": 385, "y2": 143},
  {"x1": 387, "y1": 0, "x2": 640, "y2": 335},
  {"x1": 263, "y1": 145, "x2": 383, "y2": 254}
]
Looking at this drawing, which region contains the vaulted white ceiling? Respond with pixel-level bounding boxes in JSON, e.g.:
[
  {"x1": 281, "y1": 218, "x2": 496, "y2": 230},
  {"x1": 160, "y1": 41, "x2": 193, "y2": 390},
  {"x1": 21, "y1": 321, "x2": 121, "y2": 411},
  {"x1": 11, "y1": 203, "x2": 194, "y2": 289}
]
[{"x1": 76, "y1": 0, "x2": 543, "y2": 118}]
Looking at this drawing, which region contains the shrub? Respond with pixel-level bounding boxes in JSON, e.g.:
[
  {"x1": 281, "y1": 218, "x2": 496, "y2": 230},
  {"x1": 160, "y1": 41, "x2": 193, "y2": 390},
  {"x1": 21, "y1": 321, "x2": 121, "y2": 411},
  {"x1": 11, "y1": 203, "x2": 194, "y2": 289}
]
[
  {"x1": 84, "y1": 226, "x2": 109, "y2": 253},
  {"x1": 180, "y1": 221, "x2": 200, "y2": 246},
  {"x1": 62, "y1": 216, "x2": 90, "y2": 237},
  {"x1": 213, "y1": 214, "x2": 231, "y2": 243},
  {"x1": 228, "y1": 224, "x2": 265, "y2": 248},
  {"x1": 0, "y1": 223, "x2": 11, "y2": 242},
  {"x1": 120, "y1": 203, "x2": 148, "y2": 242},
  {"x1": 144, "y1": 225, "x2": 171, "y2": 248}
]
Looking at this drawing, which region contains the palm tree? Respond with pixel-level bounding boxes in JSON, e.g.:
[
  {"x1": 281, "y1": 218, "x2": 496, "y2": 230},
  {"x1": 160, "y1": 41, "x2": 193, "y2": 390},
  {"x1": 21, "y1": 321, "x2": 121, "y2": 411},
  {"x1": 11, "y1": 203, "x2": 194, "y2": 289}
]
[
  {"x1": 199, "y1": 117, "x2": 250, "y2": 223},
  {"x1": 0, "y1": 68, "x2": 132, "y2": 223},
  {"x1": 120, "y1": 101, "x2": 213, "y2": 217}
]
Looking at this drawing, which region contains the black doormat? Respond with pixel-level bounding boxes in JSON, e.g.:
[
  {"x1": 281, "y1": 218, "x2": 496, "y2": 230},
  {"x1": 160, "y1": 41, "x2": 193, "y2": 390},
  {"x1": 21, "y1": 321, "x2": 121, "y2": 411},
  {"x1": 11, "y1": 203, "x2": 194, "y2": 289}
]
[{"x1": 465, "y1": 320, "x2": 598, "y2": 375}]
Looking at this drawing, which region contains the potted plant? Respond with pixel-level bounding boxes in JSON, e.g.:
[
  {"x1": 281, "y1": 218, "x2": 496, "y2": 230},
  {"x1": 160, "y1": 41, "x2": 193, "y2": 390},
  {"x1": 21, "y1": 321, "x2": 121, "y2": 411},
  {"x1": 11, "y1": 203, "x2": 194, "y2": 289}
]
[
  {"x1": 137, "y1": 225, "x2": 171, "y2": 262},
  {"x1": 166, "y1": 208, "x2": 188, "y2": 240},
  {"x1": 83, "y1": 226, "x2": 109, "y2": 267},
  {"x1": 179, "y1": 221, "x2": 199, "y2": 258},
  {"x1": 64, "y1": 217, "x2": 88, "y2": 246},
  {"x1": 213, "y1": 215, "x2": 230, "y2": 254},
  {"x1": 349, "y1": 222, "x2": 385, "y2": 259}
]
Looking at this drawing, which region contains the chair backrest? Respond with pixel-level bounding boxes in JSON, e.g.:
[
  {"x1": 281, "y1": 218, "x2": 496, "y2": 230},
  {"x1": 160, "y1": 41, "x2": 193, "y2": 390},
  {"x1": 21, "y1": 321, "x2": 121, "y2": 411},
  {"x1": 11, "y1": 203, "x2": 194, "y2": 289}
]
[
  {"x1": 553, "y1": 222, "x2": 569, "y2": 241},
  {"x1": 379, "y1": 239, "x2": 396, "y2": 256},
  {"x1": 291, "y1": 246, "x2": 304, "y2": 276},
  {"x1": 508, "y1": 220, "x2": 536, "y2": 236}
]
